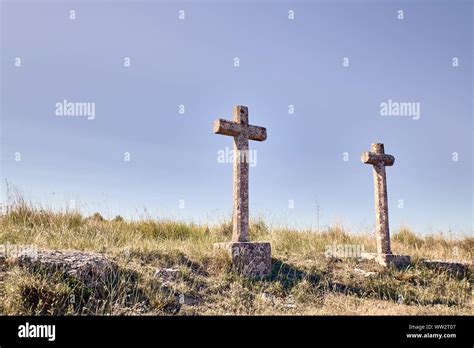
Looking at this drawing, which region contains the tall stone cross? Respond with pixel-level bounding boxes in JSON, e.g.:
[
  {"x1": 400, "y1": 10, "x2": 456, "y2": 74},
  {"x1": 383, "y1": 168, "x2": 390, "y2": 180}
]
[
  {"x1": 213, "y1": 105, "x2": 271, "y2": 277},
  {"x1": 361, "y1": 143, "x2": 410, "y2": 267},
  {"x1": 361, "y1": 143, "x2": 394, "y2": 255},
  {"x1": 213, "y1": 105, "x2": 267, "y2": 242}
]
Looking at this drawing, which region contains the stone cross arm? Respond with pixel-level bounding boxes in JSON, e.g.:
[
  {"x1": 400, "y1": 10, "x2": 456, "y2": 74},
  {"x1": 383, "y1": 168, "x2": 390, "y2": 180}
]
[
  {"x1": 213, "y1": 119, "x2": 267, "y2": 142},
  {"x1": 361, "y1": 144, "x2": 395, "y2": 166}
]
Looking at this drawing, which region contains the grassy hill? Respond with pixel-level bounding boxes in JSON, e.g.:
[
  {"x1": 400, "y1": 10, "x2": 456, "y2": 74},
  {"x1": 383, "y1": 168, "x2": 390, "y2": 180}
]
[{"x1": 0, "y1": 200, "x2": 472, "y2": 315}]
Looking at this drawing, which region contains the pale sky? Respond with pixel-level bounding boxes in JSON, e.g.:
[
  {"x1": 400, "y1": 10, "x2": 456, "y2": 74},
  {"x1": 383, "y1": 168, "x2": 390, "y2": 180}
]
[{"x1": 1, "y1": 0, "x2": 472, "y2": 235}]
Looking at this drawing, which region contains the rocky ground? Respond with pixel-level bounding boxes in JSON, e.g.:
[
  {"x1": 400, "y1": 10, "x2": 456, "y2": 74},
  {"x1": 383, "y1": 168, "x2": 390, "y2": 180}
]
[{"x1": 0, "y1": 204, "x2": 472, "y2": 315}]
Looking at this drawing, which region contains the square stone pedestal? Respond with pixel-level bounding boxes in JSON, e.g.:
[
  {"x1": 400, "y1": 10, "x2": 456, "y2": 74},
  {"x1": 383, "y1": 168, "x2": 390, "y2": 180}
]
[
  {"x1": 419, "y1": 259, "x2": 470, "y2": 278},
  {"x1": 361, "y1": 252, "x2": 411, "y2": 268},
  {"x1": 214, "y1": 242, "x2": 271, "y2": 277}
]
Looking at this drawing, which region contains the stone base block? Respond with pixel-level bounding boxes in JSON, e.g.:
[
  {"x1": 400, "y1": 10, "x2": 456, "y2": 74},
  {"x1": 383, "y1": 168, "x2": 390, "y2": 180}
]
[
  {"x1": 361, "y1": 252, "x2": 411, "y2": 268},
  {"x1": 419, "y1": 259, "x2": 470, "y2": 278},
  {"x1": 214, "y1": 242, "x2": 271, "y2": 277}
]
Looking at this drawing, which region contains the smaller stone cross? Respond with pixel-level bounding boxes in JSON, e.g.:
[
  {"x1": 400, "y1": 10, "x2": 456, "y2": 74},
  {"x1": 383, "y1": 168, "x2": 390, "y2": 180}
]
[
  {"x1": 361, "y1": 143, "x2": 410, "y2": 267},
  {"x1": 361, "y1": 143, "x2": 394, "y2": 255}
]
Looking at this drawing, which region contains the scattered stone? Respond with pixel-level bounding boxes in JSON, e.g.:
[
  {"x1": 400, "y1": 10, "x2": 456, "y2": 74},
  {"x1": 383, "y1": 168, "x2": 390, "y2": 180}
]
[
  {"x1": 354, "y1": 268, "x2": 376, "y2": 278},
  {"x1": 361, "y1": 143, "x2": 411, "y2": 268},
  {"x1": 420, "y1": 259, "x2": 470, "y2": 278},
  {"x1": 154, "y1": 267, "x2": 180, "y2": 282},
  {"x1": 260, "y1": 292, "x2": 275, "y2": 304},
  {"x1": 283, "y1": 296, "x2": 297, "y2": 309},
  {"x1": 14, "y1": 248, "x2": 119, "y2": 288},
  {"x1": 179, "y1": 294, "x2": 200, "y2": 306}
]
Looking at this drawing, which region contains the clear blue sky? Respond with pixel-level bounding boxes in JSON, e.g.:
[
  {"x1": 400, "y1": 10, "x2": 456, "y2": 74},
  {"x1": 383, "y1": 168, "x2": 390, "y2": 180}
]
[{"x1": 1, "y1": 0, "x2": 472, "y2": 235}]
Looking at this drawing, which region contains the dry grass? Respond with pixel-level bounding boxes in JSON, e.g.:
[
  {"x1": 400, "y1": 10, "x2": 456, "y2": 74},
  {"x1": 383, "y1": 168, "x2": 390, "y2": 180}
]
[{"x1": 0, "y1": 198, "x2": 472, "y2": 316}]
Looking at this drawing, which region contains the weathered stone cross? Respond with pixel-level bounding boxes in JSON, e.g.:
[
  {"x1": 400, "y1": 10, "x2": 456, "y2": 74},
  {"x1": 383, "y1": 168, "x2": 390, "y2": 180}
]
[
  {"x1": 213, "y1": 106, "x2": 271, "y2": 277},
  {"x1": 213, "y1": 105, "x2": 267, "y2": 242},
  {"x1": 361, "y1": 143, "x2": 394, "y2": 255},
  {"x1": 361, "y1": 143, "x2": 410, "y2": 267}
]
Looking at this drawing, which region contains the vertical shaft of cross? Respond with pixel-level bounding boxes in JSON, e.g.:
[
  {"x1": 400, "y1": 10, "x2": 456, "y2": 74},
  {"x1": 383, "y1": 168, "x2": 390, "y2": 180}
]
[
  {"x1": 232, "y1": 106, "x2": 250, "y2": 242},
  {"x1": 371, "y1": 143, "x2": 391, "y2": 255}
]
